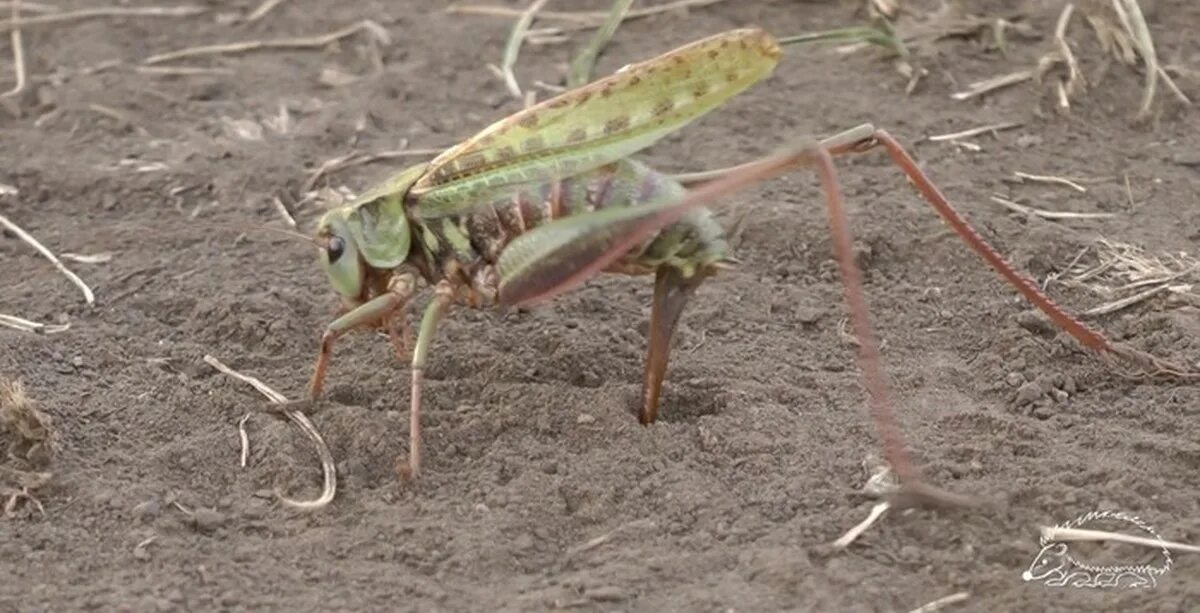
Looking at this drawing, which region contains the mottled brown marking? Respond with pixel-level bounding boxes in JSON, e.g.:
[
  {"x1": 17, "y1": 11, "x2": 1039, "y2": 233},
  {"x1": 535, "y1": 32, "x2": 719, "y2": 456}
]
[
  {"x1": 720, "y1": 40, "x2": 729, "y2": 48},
  {"x1": 517, "y1": 113, "x2": 539, "y2": 128},
  {"x1": 478, "y1": 135, "x2": 496, "y2": 146},
  {"x1": 522, "y1": 136, "x2": 545, "y2": 152},
  {"x1": 673, "y1": 55, "x2": 686, "y2": 65},
  {"x1": 497, "y1": 145, "x2": 518, "y2": 161},
  {"x1": 604, "y1": 116, "x2": 631, "y2": 135},
  {"x1": 693, "y1": 82, "x2": 709, "y2": 98},
  {"x1": 549, "y1": 98, "x2": 570, "y2": 109},
  {"x1": 707, "y1": 49, "x2": 719, "y2": 60},
  {"x1": 652, "y1": 99, "x2": 674, "y2": 117},
  {"x1": 567, "y1": 128, "x2": 588, "y2": 143},
  {"x1": 726, "y1": 71, "x2": 739, "y2": 83},
  {"x1": 575, "y1": 91, "x2": 592, "y2": 105},
  {"x1": 629, "y1": 76, "x2": 641, "y2": 86},
  {"x1": 548, "y1": 181, "x2": 563, "y2": 220},
  {"x1": 600, "y1": 85, "x2": 613, "y2": 98},
  {"x1": 466, "y1": 205, "x2": 505, "y2": 262},
  {"x1": 739, "y1": 39, "x2": 748, "y2": 49},
  {"x1": 517, "y1": 190, "x2": 543, "y2": 228},
  {"x1": 586, "y1": 170, "x2": 615, "y2": 209},
  {"x1": 498, "y1": 194, "x2": 526, "y2": 235}
]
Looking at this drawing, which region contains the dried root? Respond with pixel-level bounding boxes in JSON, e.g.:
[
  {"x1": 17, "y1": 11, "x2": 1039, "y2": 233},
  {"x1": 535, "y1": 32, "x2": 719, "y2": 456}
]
[{"x1": 0, "y1": 377, "x2": 60, "y2": 518}]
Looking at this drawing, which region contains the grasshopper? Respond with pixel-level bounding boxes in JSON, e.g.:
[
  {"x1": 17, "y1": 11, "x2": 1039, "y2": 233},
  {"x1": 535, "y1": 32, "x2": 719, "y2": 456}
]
[{"x1": 300, "y1": 28, "x2": 1191, "y2": 504}]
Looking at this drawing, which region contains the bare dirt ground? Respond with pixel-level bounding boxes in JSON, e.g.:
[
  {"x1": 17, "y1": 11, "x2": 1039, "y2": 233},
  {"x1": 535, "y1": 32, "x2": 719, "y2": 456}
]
[{"x1": 2, "y1": 0, "x2": 1199, "y2": 610}]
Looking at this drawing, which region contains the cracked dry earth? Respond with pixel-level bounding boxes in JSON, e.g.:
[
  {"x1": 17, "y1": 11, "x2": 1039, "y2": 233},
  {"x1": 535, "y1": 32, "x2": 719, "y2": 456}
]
[{"x1": 1, "y1": 0, "x2": 1199, "y2": 611}]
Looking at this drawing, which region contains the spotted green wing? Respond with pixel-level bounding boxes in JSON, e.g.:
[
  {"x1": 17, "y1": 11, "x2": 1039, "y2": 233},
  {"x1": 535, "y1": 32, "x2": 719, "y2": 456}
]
[{"x1": 407, "y1": 28, "x2": 782, "y2": 218}]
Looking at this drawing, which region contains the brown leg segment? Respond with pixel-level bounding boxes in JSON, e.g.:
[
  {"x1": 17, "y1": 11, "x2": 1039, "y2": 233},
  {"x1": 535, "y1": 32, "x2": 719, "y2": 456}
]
[
  {"x1": 307, "y1": 273, "x2": 417, "y2": 400},
  {"x1": 641, "y1": 266, "x2": 709, "y2": 424}
]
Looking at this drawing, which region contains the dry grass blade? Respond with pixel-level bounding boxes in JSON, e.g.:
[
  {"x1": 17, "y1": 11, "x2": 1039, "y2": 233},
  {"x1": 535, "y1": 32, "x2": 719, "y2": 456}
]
[
  {"x1": 832, "y1": 501, "x2": 891, "y2": 548},
  {"x1": 303, "y1": 147, "x2": 443, "y2": 192},
  {"x1": 203, "y1": 355, "x2": 337, "y2": 511},
  {"x1": 777, "y1": 22, "x2": 909, "y2": 58},
  {"x1": 1060, "y1": 238, "x2": 1199, "y2": 317},
  {"x1": 1052, "y1": 4, "x2": 1084, "y2": 99},
  {"x1": 567, "y1": 0, "x2": 632, "y2": 88},
  {"x1": 1041, "y1": 526, "x2": 1200, "y2": 554},
  {"x1": 1, "y1": 0, "x2": 25, "y2": 101},
  {"x1": 143, "y1": 20, "x2": 389, "y2": 65},
  {"x1": 135, "y1": 65, "x2": 235, "y2": 77},
  {"x1": 989, "y1": 195, "x2": 1116, "y2": 221},
  {"x1": 950, "y1": 69, "x2": 1034, "y2": 101},
  {"x1": 237, "y1": 413, "x2": 251, "y2": 468},
  {"x1": 1013, "y1": 171, "x2": 1087, "y2": 192},
  {"x1": 0, "y1": 2, "x2": 57, "y2": 14},
  {"x1": 0, "y1": 213, "x2": 95, "y2": 305},
  {"x1": 908, "y1": 592, "x2": 970, "y2": 613},
  {"x1": 0, "y1": 313, "x2": 70, "y2": 334},
  {"x1": 0, "y1": 5, "x2": 205, "y2": 32},
  {"x1": 449, "y1": 0, "x2": 728, "y2": 25},
  {"x1": 1111, "y1": 0, "x2": 1191, "y2": 117},
  {"x1": 497, "y1": 0, "x2": 549, "y2": 99},
  {"x1": 243, "y1": 0, "x2": 289, "y2": 23},
  {"x1": 928, "y1": 122, "x2": 1022, "y2": 142}
]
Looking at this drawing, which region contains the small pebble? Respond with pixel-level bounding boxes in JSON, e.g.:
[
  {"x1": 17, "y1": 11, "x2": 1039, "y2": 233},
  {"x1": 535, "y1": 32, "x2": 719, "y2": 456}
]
[
  {"x1": 190, "y1": 509, "x2": 226, "y2": 532},
  {"x1": 587, "y1": 586, "x2": 627, "y2": 602},
  {"x1": 1015, "y1": 381, "x2": 1043, "y2": 406},
  {"x1": 132, "y1": 500, "x2": 161, "y2": 523},
  {"x1": 1005, "y1": 372, "x2": 1024, "y2": 387},
  {"x1": 576, "y1": 414, "x2": 596, "y2": 425}
]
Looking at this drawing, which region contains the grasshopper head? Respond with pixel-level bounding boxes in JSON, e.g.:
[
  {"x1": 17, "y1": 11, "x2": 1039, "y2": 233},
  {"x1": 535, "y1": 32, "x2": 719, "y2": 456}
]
[{"x1": 315, "y1": 211, "x2": 367, "y2": 302}]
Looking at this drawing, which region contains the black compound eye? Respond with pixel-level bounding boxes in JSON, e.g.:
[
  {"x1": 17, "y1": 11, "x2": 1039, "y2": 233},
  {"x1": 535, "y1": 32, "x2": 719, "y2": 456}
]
[{"x1": 326, "y1": 236, "x2": 345, "y2": 263}]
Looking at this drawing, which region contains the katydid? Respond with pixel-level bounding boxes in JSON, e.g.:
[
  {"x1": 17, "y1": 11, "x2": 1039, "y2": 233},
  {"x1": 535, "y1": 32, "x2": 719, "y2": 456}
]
[{"x1": 300, "y1": 28, "x2": 1194, "y2": 507}]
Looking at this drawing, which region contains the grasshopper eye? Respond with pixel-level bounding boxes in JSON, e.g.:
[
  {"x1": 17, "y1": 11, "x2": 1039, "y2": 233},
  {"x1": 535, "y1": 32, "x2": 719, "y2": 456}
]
[
  {"x1": 321, "y1": 232, "x2": 363, "y2": 299},
  {"x1": 326, "y1": 236, "x2": 345, "y2": 263}
]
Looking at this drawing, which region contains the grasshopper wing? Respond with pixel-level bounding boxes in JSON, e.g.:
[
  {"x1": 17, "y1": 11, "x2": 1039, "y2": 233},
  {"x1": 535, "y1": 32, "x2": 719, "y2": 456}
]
[{"x1": 407, "y1": 28, "x2": 781, "y2": 217}]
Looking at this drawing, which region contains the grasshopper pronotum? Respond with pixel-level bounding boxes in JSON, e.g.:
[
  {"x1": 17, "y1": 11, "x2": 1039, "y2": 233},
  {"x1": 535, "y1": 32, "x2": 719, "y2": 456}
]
[{"x1": 297, "y1": 28, "x2": 1193, "y2": 506}]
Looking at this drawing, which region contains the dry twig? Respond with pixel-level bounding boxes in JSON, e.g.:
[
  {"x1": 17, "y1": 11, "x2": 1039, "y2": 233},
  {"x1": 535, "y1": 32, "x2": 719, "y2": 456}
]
[
  {"x1": 989, "y1": 195, "x2": 1116, "y2": 221},
  {"x1": 0, "y1": 0, "x2": 26, "y2": 101},
  {"x1": 0, "y1": 213, "x2": 95, "y2": 304},
  {"x1": 0, "y1": 5, "x2": 205, "y2": 32},
  {"x1": 950, "y1": 69, "x2": 1034, "y2": 100},
  {"x1": 833, "y1": 502, "x2": 891, "y2": 549},
  {"x1": 496, "y1": 0, "x2": 549, "y2": 99},
  {"x1": 449, "y1": 0, "x2": 728, "y2": 25},
  {"x1": 1040, "y1": 525, "x2": 1200, "y2": 554},
  {"x1": 927, "y1": 122, "x2": 1022, "y2": 142},
  {"x1": 1059, "y1": 238, "x2": 1199, "y2": 317},
  {"x1": 0, "y1": 313, "x2": 69, "y2": 334},
  {"x1": 143, "y1": 20, "x2": 388, "y2": 65},
  {"x1": 908, "y1": 592, "x2": 970, "y2": 613},
  {"x1": 243, "y1": 0, "x2": 290, "y2": 23},
  {"x1": 303, "y1": 147, "x2": 443, "y2": 192},
  {"x1": 237, "y1": 413, "x2": 251, "y2": 468},
  {"x1": 1013, "y1": 171, "x2": 1087, "y2": 193},
  {"x1": 203, "y1": 355, "x2": 336, "y2": 511}
]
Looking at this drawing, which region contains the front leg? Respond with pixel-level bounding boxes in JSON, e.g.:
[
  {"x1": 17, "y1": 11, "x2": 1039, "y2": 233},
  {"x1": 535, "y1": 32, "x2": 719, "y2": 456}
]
[{"x1": 308, "y1": 272, "x2": 416, "y2": 400}]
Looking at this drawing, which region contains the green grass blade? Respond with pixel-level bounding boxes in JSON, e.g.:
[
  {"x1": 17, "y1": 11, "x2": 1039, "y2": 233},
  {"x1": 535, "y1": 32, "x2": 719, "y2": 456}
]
[{"x1": 567, "y1": 0, "x2": 634, "y2": 88}]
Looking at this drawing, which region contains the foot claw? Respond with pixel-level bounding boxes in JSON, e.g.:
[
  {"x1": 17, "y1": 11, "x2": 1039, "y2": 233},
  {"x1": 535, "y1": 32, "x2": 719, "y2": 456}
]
[{"x1": 395, "y1": 455, "x2": 419, "y2": 485}]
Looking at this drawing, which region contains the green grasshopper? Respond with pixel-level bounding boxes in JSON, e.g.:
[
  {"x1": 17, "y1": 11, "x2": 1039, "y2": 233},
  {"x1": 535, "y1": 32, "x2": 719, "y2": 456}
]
[{"x1": 300, "y1": 28, "x2": 1190, "y2": 504}]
